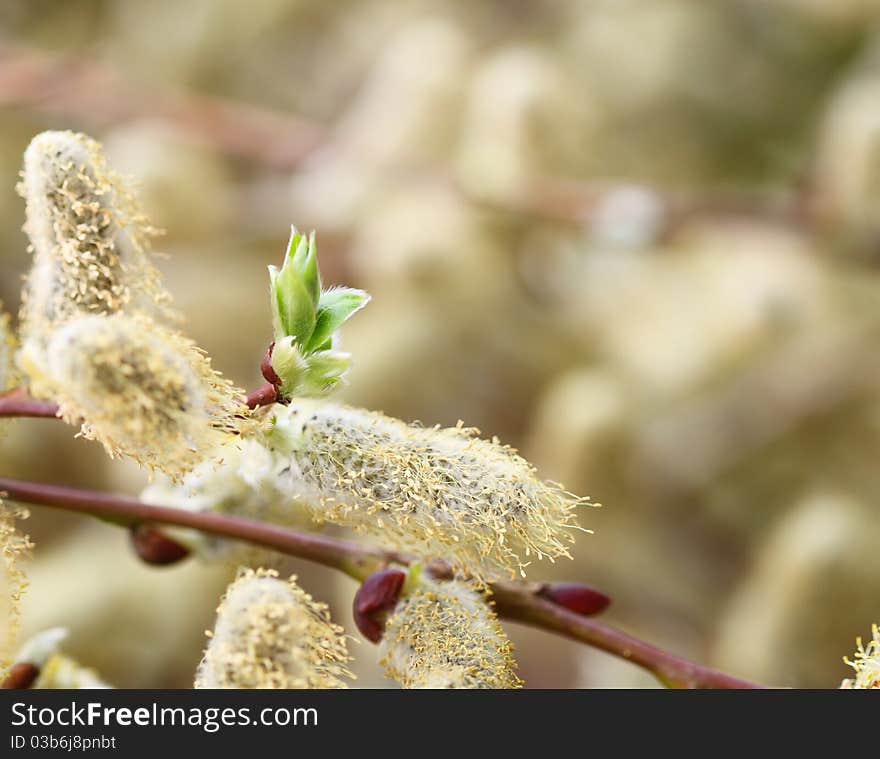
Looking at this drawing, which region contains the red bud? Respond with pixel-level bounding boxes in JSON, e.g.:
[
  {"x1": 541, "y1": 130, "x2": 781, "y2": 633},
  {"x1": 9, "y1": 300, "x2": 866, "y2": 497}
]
[
  {"x1": 261, "y1": 342, "x2": 281, "y2": 387},
  {"x1": 130, "y1": 526, "x2": 191, "y2": 566},
  {"x1": 353, "y1": 568, "x2": 406, "y2": 643},
  {"x1": 538, "y1": 582, "x2": 611, "y2": 616},
  {"x1": 1, "y1": 662, "x2": 39, "y2": 689}
]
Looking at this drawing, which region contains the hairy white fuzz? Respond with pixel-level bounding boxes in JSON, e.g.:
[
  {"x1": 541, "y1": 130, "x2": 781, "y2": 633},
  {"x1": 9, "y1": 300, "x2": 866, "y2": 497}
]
[
  {"x1": 195, "y1": 569, "x2": 351, "y2": 689},
  {"x1": 379, "y1": 573, "x2": 521, "y2": 689}
]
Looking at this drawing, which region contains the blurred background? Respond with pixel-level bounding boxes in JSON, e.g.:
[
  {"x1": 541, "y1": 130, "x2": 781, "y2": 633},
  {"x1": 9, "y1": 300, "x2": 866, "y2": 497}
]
[{"x1": 2, "y1": 0, "x2": 880, "y2": 688}]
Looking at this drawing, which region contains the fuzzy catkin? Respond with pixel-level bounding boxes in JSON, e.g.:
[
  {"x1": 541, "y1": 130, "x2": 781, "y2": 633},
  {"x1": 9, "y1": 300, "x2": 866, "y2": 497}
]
[
  {"x1": 195, "y1": 569, "x2": 351, "y2": 689},
  {"x1": 47, "y1": 313, "x2": 246, "y2": 476},
  {"x1": 0, "y1": 502, "x2": 33, "y2": 677},
  {"x1": 841, "y1": 624, "x2": 880, "y2": 689},
  {"x1": 16, "y1": 131, "x2": 246, "y2": 476},
  {"x1": 17, "y1": 130, "x2": 172, "y2": 392},
  {"x1": 265, "y1": 399, "x2": 587, "y2": 580},
  {"x1": 379, "y1": 574, "x2": 521, "y2": 689}
]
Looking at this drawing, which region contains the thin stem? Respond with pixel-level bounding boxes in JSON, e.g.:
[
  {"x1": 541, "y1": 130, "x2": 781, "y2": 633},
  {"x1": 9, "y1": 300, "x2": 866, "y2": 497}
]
[
  {"x1": 0, "y1": 476, "x2": 389, "y2": 579},
  {"x1": 0, "y1": 475, "x2": 767, "y2": 689},
  {"x1": 490, "y1": 581, "x2": 763, "y2": 689},
  {"x1": 0, "y1": 389, "x2": 59, "y2": 419}
]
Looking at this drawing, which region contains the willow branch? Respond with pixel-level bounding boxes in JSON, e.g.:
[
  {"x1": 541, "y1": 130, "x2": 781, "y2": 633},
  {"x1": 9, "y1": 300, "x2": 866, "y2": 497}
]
[
  {"x1": 0, "y1": 476, "x2": 393, "y2": 579},
  {"x1": 0, "y1": 475, "x2": 765, "y2": 689},
  {"x1": 489, "y1": 582, "x2": 761, "y2": 689}
]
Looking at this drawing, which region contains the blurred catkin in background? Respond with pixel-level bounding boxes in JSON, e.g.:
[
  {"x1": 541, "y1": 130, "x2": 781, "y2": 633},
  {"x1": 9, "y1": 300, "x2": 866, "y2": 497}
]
[{"x1": 2, "y1": 0, "x2": 880, "y2": 687}]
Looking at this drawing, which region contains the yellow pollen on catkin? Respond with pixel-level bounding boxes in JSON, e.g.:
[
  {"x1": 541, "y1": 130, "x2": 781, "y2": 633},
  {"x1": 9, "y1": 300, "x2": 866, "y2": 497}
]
[
  {"x1": 379, "y1": 574, "x2": 521, "y2": 689},
  {"x1": 17, "y1": 130, "x2": 173, "y2": 392},
  {"x1": 15, "y1": 131, "x2": 246, "y2": 476},
  {"x1": 195, "y1": 568, "x2": 352, "y2": 689},
  {"x1": 265, "y1": 398, "x2": 589, "y2": 580},
  {"x1": 841, "y1": 624, "x2": 880, "y2": 689},
  {"x1": 46, "y1": 313, "x2": 247, "y2": 477},
  {"x1": 0, "y1": 501, "x2": 34, "y2": 678}
]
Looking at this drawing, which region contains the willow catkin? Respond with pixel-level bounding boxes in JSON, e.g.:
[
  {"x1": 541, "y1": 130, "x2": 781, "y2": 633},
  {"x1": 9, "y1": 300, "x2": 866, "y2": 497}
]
[
  {"x1": 19, "y1": 130, "x2": 167, "y2": 319},
  {"x1": 265, "y1": 398, "x2": 588, "y2": 580},
  {"x1": 841, "y1": 624, "x2": 880, "y2": 689},
  {"x1": 17, "y1": 130, "x2": 172, "y2": 394},
  {"x1": 379, "y1": 573, "x2": 521, "y2": 689},
  {"x1": 16, "y1": 130, "x2": 246, "y2": 476},
  {"x1": 46, "y1": 312, "x2": 246, "y2": 476},
  {"x1": 0, "y1": 501, "x2": 33, "y2": 677},
  {"x1": 195, "y1": 569, "x2": 351, "y2": 689}
]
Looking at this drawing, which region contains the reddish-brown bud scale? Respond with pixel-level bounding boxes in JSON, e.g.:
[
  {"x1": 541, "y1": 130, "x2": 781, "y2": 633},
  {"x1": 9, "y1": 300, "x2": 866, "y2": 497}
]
[
  {"x1": 538, "y1": 582, "x2": 611, "y2": 616},
  {"x1": 246, "y1": 382, "x2": 278, "y2": 409},
  {"x1": 1, "y1": 662, "x2": 39, "y2": 689},
  {"x1": 261, "y1": 342, "x2": 281, "y2": 387},
  {"x1": 130, "y1": 525, "x2": 191, "y2": 566},
  {"x1": 353, "y1": 568, "x2": 407, "y2": 643}
]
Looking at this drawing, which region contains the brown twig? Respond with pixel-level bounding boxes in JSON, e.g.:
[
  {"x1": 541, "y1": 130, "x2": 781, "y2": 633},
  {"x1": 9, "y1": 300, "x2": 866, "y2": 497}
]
[
  {"x1": 0, "y1": 475, "x2": 766, "y2": 689},
  {"x1": 0, "y1": 389, "x2": 58, "y2": 419},
  {"x1": 489, "y1": 582, "x2": 762, "y2": 689},
  {"x1": 0, "y1": 476, "x2": 396, "y2": 579}
]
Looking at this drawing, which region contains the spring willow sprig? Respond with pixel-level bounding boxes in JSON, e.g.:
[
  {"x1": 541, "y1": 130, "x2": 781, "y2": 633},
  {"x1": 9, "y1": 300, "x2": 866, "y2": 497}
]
[
  {"x1": 3, "y1": 128, "x2": 611, "y2": 690},
  {"x1": 195, "y1": 568, "x2": 351, "y2": 689},
  {"x1": 265, "y1": 227, "x2": 369, "y2": 399},
  {"x1": 139, "y1": 222, "x2": 588, "y2": 576}
]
